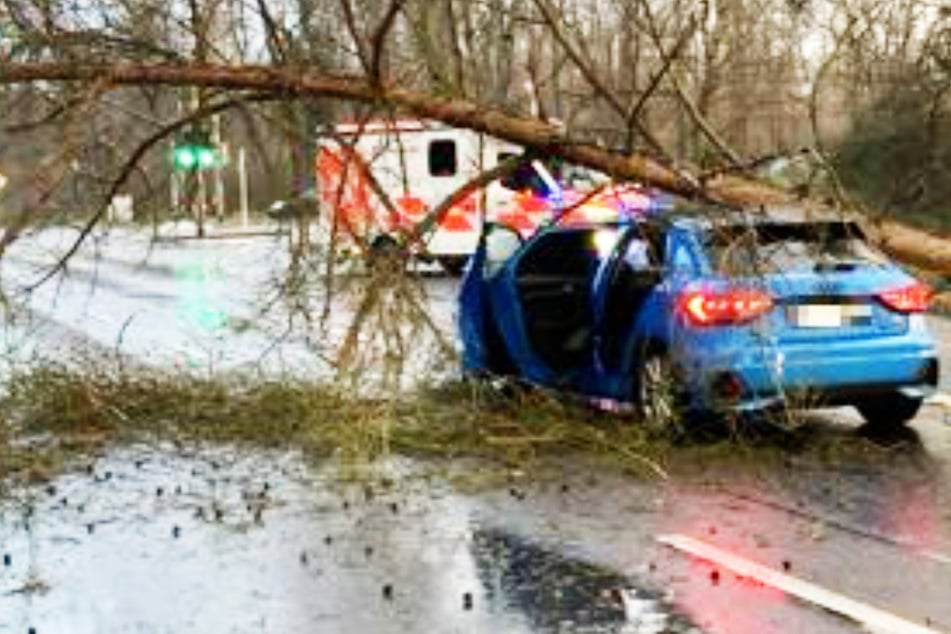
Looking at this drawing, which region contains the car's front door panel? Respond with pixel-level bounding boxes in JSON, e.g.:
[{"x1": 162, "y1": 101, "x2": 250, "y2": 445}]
[{"x1": 499, "y1": 228, "x2": 605, "y2": 384}]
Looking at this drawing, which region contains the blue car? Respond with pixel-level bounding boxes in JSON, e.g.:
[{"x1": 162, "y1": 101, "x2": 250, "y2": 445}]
[{"x1": 458, "y1": 207, "x2": 939, "y2": 430}]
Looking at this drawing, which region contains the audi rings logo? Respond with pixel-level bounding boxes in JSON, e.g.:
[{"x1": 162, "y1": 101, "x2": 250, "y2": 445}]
[{"x1": 814, "y1": 279, "x2": 841, "y2": 295}]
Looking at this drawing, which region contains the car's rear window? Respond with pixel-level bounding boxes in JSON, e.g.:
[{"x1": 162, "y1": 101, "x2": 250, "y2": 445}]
[{"x1": 705, "y1": 221, "x2": 886, "y2": 276}]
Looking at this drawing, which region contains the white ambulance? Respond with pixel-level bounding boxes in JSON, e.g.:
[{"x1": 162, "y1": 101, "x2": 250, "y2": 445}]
[{"x1": 315, "y1": 119, "x2": 653, "y2": 273}]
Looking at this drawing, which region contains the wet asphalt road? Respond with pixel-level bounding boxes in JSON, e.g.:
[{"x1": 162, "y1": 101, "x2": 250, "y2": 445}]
[
  {"x1": 3, "y1": 231, "x2": 951, "y2": 633},
  {"x1": 3, "y1": 419, "x2": 951, "y2": 634},
  {"x1": 0, "y1": 448, "x2": 694, "y2": 634}
]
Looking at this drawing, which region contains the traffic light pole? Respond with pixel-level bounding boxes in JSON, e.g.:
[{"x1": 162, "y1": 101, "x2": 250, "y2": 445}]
[
  {"x1": 170, "y1": 141, "x2": 179, "y2": 217},
  {"x1": 212, "y1": 114, "x2": 225, "y2": 223},
  {"x1": 191, "y1": 87, "x2": 205, "y2": 238},
  {"x1": 196, "y1": 168, "x2": 207, "y2": 238},
  {"x1": 238, "y1": 147, "x2": 249, "y2": 228}
]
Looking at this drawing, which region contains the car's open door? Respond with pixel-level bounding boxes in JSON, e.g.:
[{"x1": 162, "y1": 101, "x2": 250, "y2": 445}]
[
  {"x1": 458, "y1": 223, "x2": 523, "y2": 375},
  {"x1": 499, "y1": 227, "x2": 613, "y2": 384},
  {"x1": 590, "y1": 223, "x2": 666, "y2": 371}
]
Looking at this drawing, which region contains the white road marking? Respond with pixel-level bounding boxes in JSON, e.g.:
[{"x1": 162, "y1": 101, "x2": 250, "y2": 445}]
[
  {"x1": 657, "y1": 533, "x2": 947, "y2": 634},
  {"x1": 925, "y1": 393, "x2": 951, "y2": 409}
]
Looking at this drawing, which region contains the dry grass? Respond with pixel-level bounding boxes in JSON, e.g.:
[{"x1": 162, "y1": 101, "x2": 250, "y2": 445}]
[
  {"x1": 0, "y1": 358, "x2": 920, "y2": 501},
  {"x1": 0, "y1": 362, "x2": 674, "y2": 488}
]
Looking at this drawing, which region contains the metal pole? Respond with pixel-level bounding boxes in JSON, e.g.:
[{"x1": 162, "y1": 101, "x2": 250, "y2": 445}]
[
  {"x1": 238, "y1": 147, "x2": 249, "y2": 228},
  {"x1": 170, "y1": 144, "x2": 179, "y2": 215},
  {"x1": 197, "y1": 169, "x2": 207, "y2": 238},
  {"x1": 213, "y1": 114, "x2": 225, "y2": 223}
]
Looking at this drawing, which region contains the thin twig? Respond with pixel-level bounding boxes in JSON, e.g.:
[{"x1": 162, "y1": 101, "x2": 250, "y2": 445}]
[
  {"x1": 531, "y1": 0, "x2": 666, "y2": 156},
  {"x1": 369, "y1": 0, "x2": 409, "y2": 86}
]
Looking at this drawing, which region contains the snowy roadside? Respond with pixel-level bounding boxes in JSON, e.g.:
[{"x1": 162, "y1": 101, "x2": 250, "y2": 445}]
[{"x1": 0, "y1": 223, "x2": 457, "y2": 388}]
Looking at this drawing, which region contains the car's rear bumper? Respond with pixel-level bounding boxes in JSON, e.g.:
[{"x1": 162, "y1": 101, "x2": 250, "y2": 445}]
[{"x1": 680, "y1": 334, "x2": 939, "y2": 412}]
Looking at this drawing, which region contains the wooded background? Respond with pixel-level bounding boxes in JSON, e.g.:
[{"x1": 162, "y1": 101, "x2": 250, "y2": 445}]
[{"x1": 1, "y1": 0, "x2": 950, "y2": 270}]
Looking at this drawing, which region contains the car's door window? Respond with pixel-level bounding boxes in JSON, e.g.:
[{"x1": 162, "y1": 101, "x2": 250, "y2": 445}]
[
  {"x1": 598, "y1": 223, "x2": 665, "y2": 368},
  {"x1": 484, "y1": 224, "x2": 522, "y2": 277},
  {"x1": 667, "y1": 235, "x2": 698, "y2": 275},
  {"x1": 514, "y1": 228, "x2": 601, "y2": 372},
  {"x1": 622, "y1": 238, "x2": 652, "y2": 270}
]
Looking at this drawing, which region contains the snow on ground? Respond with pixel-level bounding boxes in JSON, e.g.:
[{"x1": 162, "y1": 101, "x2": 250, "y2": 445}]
[{"x1": 0, "y1": 222, "x2": 457, "y2": 386}]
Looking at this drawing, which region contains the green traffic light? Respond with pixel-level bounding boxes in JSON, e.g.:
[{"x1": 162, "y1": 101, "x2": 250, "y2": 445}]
[
  {"x1": 173, "y1": 144, "x2": 219, "y2": 170},
  {"x1": 196, "y1": 146, "x2": 217, "y2": 169},
  {"x1": 173, "y1": 146, "x2": 198, "y2": 170}
]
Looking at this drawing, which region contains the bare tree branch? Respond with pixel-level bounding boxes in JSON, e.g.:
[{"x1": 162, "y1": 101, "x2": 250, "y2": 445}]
[
  {"x1": 1, "y1": 94, "x2": 84, "y2": 133},
  {"x1": 256, "y1": 0, "x2": 290, "y2": 63},
  {"x1": 0, "y1": 62, "x2": 706, "y2": 198},
  {"x1": 369, "y1": 0, "x2": 409, "y2": 85},
  {"x1": 635, "y1": 0, "x2": 741, "y2": 167},
  {"x1": 625, "y1": 19, "x2": 695, "y2": 135},
  {"x1": 531, "y1": 0, "x2": 666, "y2": 156},
  {"x1": 338, "y1": 0, "x2": 373, "y2": 77}
]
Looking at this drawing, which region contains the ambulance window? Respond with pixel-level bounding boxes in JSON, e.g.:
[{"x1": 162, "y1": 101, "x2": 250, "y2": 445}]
[{"x1": 428, "y1": 140, "x2": 457, "y2": 177}]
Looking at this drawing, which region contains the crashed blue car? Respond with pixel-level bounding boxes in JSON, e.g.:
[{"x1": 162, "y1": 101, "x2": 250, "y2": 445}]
[{"x1": 458, "y1": 207, "x2": 939, "y2": 430}]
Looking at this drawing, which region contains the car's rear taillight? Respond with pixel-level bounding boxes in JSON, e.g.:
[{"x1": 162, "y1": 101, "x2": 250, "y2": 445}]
[
  {"x1": 877, "y1": 282, "x2": 932, "y2": 313},
  {"x1": 680, "y1": 288, "x2": 774, "y2": 326}
]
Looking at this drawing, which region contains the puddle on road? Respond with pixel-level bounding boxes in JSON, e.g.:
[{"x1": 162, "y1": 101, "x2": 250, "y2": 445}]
[
  {"x1": 472, "y1": 528, "x2": 696, "y2": 634},
  {"x1": 0, "y1": 446, "x2": 693, "y2": 634}
]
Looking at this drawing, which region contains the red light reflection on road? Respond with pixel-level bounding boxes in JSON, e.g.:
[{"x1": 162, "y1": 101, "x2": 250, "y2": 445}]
[
  {"x1": 879, "y1": 480, "x2": 945, "y2": 554},
  {"x1": 673, "y1": 555, "x2": 789, "y2": 634},
  {"x1": 658, "y1": 491, "x2": 792, "y2": 633}
]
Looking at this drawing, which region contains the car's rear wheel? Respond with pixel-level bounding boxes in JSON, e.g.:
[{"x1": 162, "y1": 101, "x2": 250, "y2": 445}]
[
  {"x1": 636, "y1": 348, "x2": 685, "y2": 435},
  {"x1": 855, "y1": 393, "x2": 923, "y2": 428}
]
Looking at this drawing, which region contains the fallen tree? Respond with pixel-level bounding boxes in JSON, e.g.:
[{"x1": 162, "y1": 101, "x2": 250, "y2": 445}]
[{"x1": 1, "y1": 62, "x2": 949, "y2": 278}]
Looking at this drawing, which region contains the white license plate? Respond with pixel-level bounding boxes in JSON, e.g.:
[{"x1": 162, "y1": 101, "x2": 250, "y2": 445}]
[{"x1": 789, "y1": 304, "x2": 872, "y2": 328}]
